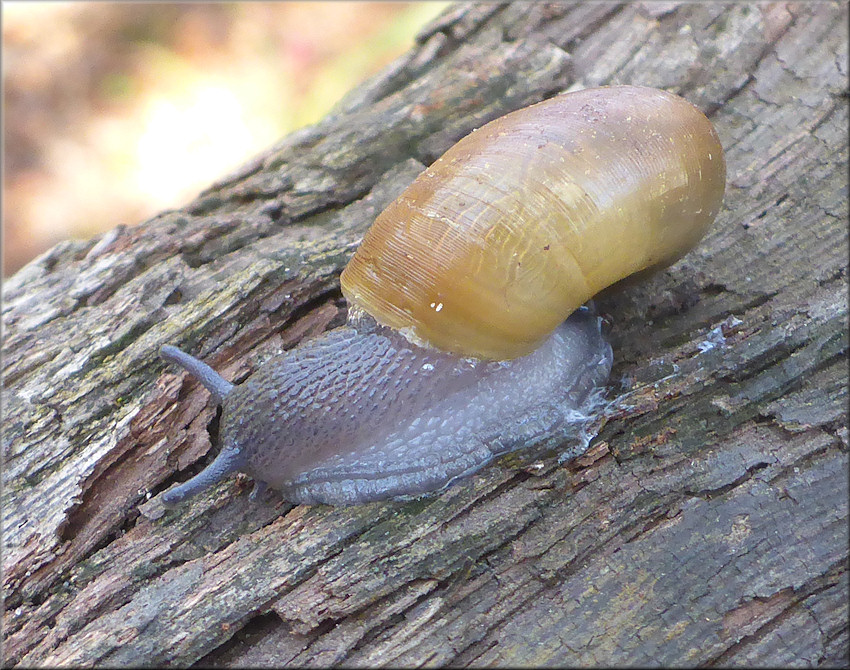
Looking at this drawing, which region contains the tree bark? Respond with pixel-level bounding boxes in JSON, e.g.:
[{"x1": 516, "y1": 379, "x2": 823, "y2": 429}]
[{"x1": 3, "y1": 2, "x2": 847, "y2": 667}]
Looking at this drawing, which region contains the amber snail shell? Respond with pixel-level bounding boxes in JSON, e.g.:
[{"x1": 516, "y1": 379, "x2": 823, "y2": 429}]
[
  {"x1": 159, "y1": 85, "x2": 725, "y2": 506},
  {"x1": 342, "y1": 85, "x2": 725, "y2": 359}
]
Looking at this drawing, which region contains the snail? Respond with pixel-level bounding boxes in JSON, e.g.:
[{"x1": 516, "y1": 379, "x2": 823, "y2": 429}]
[{"x1": 159, "y1": 85, "x2": 725, "y2": 507}]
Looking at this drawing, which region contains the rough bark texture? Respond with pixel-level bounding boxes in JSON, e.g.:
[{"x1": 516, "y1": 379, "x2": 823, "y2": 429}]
[{"x1": 3, "y1": 2, "x2": 847, "y2": 667}]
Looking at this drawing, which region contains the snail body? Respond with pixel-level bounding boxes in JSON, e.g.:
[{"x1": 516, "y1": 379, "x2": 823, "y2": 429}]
[{"x1": 160, "y1": 85, "x2": 725, "y2": 506}]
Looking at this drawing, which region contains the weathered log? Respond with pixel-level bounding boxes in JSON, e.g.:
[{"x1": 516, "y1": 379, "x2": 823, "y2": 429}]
[{"x1": 3, "y1": 2, "x2": 847, "y2": 666}]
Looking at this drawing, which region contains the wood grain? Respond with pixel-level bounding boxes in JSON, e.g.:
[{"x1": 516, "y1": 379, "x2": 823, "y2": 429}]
[{"x1": 3, "y1": 2, "x2": 847, "y2": 666}]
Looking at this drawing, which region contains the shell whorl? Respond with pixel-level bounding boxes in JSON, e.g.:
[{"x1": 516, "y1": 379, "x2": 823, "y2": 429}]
[{"x1": 340, "y1": 85, "x2": 725, "y2": 359}]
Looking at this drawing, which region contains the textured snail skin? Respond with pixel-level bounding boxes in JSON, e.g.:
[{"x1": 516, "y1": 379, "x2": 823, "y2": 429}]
[
  {"x1": 159, "y1": 85, "x2": 725, "y2": 506},
  {"x1": 161, "y1": 307, "x2": 611, "y2": 506},
  {"x1": 342, "y1": 85, "x2": 726, "y2": 359}
]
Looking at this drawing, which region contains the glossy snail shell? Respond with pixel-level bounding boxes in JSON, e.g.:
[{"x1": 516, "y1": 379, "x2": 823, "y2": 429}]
[{"x1": 341, "y1": 85, "x2": 725, "y2": 359}]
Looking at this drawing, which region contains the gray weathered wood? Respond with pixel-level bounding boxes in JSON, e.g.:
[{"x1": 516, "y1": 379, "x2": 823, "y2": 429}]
[{"x1": 3, "y1": 2, "x2": 847, "y2": 666}]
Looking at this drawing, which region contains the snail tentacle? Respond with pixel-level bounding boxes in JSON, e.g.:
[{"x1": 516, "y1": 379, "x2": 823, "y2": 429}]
[
  {"x1": 160, "y1": 345, "x2": 234, "y2": 404},
  {"x1": 162, "y1": 445, "x2": 246, "y2": 506}
]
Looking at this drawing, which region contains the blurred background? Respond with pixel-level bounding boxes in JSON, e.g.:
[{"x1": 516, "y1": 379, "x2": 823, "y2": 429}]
[{"x1": 2, "y1": 1, "x2": 450, "y2": 277}]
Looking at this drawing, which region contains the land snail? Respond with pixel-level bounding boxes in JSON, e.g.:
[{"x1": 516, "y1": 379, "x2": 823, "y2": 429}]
[{"x1": 159, "y1": 85, "x2": 725, "y2": 507}]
